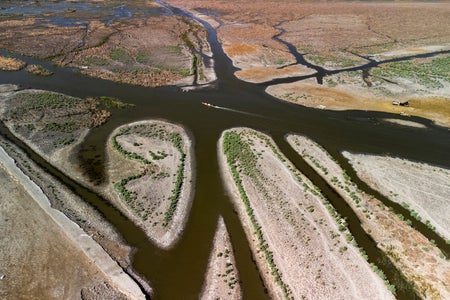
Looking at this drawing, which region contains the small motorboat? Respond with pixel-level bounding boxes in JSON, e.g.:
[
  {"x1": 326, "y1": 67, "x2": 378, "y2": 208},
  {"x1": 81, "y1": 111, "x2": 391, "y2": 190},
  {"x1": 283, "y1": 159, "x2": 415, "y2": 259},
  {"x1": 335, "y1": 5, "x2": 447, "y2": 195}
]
[{"x1": 202, "y1": 102, "x2": 213, "y2": 107}]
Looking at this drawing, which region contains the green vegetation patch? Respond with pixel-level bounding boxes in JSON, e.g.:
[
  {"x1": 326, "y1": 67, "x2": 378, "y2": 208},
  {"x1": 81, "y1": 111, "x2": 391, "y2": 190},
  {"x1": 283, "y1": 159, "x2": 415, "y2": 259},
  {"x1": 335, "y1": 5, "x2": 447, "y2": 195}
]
[
  {"x1": 84, "y1": 56, "x2": 109, "y2": 66},
  {"x1": 110, "y1": 48, "x2": 133, "y2": 64},
  {"x1": 97, "y1": 96, "x2": 133, "y2": 109},
  {"x1": 372, "y1": 55, "x2": 450, "y2": 88},
  {"x1": 223, "y1": 130, "x2": 292, "y2": 299},
  {"x1": 136, "y1": 51, "x2": 150, "y2": 64}
]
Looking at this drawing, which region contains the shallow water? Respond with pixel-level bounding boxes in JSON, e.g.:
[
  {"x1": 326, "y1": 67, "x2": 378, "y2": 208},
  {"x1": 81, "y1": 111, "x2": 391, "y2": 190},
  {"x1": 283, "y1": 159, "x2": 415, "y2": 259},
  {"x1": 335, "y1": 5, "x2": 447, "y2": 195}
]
[{"x1": 1, "y1": 1, "x2": 450, "y2": 299}]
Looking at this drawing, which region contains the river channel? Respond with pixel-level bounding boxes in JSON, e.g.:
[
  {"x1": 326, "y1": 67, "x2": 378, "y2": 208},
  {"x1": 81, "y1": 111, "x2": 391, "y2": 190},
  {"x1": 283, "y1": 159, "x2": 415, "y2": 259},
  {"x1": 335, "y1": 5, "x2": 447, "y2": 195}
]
[{"x1": 1, "y1": 2, "x2": 450, "y2": 299}]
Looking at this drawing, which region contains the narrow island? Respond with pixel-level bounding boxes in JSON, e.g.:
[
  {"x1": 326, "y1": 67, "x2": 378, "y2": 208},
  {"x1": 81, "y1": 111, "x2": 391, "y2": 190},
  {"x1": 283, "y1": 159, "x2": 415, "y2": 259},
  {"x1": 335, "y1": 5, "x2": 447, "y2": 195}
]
[
  {"x1": 343, "y1": 152, "x2": 450, "y2": 242},
  {"x1": 287, "y1": 134, "x2": 450, "y2": 299},
  {"x1": 218, "y1": 128, "x2": 394, "y2": 299},
  {"x1": 200, "y1": 216, "x2": 241, "y2": 300}
]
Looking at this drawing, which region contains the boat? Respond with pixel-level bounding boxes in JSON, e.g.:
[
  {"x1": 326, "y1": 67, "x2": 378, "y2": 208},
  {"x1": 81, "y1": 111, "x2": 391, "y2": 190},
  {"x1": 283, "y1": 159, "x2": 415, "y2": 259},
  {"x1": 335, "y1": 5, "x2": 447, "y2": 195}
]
[{"x1": 202, "y1": 102, "x2": 213, "y2": 107}]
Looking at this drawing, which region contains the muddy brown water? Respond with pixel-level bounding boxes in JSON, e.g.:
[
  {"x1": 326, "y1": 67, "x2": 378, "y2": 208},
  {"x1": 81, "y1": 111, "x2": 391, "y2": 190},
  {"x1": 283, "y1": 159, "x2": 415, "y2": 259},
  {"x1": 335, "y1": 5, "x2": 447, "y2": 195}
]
[{"x1": 1, "y1": 2, "x2": 450, "y2": 299}]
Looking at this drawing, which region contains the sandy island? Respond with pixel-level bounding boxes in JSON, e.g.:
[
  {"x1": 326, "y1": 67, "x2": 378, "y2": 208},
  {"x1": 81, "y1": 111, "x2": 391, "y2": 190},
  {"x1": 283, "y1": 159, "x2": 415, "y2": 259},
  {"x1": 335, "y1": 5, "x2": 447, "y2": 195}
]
[
  {"x1": 105, "y1": 120, "x2": 194, "y2": 249},
  {"x1": 219, "y1": 128, "x2": 394, "y2": 299},
  {"x1": 287, "y1": 134, "x2": 450, "y2": 299},
  {"x1": 200, "y1": 216, "x2": 241, "y2": 300},
  {"x1": 343, "y1": 152, "x2": 450, "y2": 242}
]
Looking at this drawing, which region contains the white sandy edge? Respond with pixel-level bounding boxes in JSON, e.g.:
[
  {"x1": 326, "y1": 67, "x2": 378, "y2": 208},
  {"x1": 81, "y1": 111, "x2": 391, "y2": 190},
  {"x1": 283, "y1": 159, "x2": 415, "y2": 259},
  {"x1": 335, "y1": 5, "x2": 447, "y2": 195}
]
[
  {"x1": 106, "y1": 119, "x2": 195, "y2": 250},
  {"x1": 371, "y1": 44, "x2": 450, "y2": 61},
  {"x1": 382, "y1": 118, "x2": 427, "y2": 128},
  {"x1": 0, "y1": 145, "x2": 146, "y2": 300},
  {"x1": 343, "y1": 152, "x2": 450, "y2": 241},
  {"x1": 200, "y1": 216, "x2": 241, "y2": 300}
]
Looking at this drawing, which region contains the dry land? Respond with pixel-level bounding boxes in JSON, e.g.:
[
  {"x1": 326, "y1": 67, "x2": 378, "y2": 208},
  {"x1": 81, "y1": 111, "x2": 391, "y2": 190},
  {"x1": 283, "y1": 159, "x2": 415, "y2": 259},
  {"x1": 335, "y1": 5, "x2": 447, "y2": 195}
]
[
  {"x1": 168, "y1": 0, "x2": 450, "y2": 127},
  {"x1": 219, "y1": 128, "x2": 394, "y2": 299},
  {"x1": 0, "y1": 85, "x2": 153, "y2": 296},
  {"x1": 0, "y1": 145, "x2": 144, "y2": 300},
  {"x1": 343, "y1": 153, "x2": 450, "y2": 242},
  {"x1": 287, "y1": 134, "x2": 450, "y2": 299},
  {"x1": 266, "y1": 54, "x2": 450, "y2": 127},
  {"x1": 0, "y1": 1, "x2": 215, "y2": 88},
  {"x1": 200, "y1": 216, "x2": 241, "y2": 300},
  {"x1": 105, "y1": 120, "x2": 194, "y2": 249},
  {"x1": 0, "y1": 85, "x2": 110, "y2": 156},
  {"x1": 167, "y1": 0, "x2": 450, "y2": 69}
]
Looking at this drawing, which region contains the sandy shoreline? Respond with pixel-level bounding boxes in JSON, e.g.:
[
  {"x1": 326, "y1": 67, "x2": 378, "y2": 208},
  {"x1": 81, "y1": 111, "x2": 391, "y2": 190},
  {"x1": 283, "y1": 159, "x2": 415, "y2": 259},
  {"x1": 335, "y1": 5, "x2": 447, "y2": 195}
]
[
  {"x1": 218, "y1": 128, "x2": 393, "y2": 299},
  {"x1": 0, "y1": 144, "x2": 145, "y2": 299},
  {"x1": 343, "y1": 152, "x2": 450, "y2": 242},
  {"x1": 288, "y1": 134, "x2": 450, "y2": 299}
]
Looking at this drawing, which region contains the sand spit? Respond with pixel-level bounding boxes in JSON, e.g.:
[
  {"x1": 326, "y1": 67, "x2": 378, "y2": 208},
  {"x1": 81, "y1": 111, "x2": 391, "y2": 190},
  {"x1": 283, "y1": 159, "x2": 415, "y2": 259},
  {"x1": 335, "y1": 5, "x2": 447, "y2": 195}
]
[
  {"x1": 105, "y1": 120, "x2": 194, "y2": 249},
  {"x1": 0, "y1": 145, "x2": 145, "y2": 299},
  {"x1": 200, "y1": 216, "x2": 241, "y2": 300},
  {"x1": 287, "y1": 135, "x2": 450, "y2": 300},
  {"x1": 343, "y1": 153, "x2": 450, "y2": 242},
  {"x1": 382, "y1": 119, "x2": 427, "y2": 128},
  {"x1": 219, "y1": 128, "x2": 394, "y2": 300}
]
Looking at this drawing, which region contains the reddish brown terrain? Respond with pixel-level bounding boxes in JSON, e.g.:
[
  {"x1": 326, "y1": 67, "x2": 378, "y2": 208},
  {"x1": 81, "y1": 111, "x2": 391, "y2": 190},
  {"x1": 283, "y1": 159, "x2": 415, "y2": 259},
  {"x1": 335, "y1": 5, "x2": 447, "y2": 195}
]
[{"x1": 167, "y1": 0, "x2": 450, "y2": 127}]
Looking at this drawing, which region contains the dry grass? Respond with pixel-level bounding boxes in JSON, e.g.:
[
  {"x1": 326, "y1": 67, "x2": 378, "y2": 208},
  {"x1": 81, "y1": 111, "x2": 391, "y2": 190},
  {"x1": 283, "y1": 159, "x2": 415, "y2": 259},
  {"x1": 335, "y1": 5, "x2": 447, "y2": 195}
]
[{"x1": 0, "y1": 55, "x2": 26, "y2": 71}]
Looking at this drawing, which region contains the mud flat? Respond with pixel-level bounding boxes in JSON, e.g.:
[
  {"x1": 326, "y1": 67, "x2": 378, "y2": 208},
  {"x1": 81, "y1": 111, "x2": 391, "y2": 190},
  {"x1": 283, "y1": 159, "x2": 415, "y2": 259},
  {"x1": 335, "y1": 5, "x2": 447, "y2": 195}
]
[
  {"x1": 218, "y1": 128, "x2": 394, "y2": 299},
  {"x1": 287, "y1": 134, "x2": 450, "y2": 300},
  {"x1": 200, "y1": 216, "x2": 241, "y2": 300},
  {"x1": 105, "y1": 120, "x2": 194, "y2": 249},
  {"x1": 343, "y1": 153, "x2": 450, "y2": 242},
  {"x1": 0, "y1": 145, "x2": 145, "y2": 299}
]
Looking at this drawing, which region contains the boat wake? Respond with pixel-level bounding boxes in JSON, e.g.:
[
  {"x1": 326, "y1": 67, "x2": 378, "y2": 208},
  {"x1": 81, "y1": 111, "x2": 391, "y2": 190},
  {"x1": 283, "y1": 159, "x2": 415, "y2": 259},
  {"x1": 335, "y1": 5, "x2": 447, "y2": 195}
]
[{"x1": 202, "y1": 102, "x2": 263, "y2": 118}]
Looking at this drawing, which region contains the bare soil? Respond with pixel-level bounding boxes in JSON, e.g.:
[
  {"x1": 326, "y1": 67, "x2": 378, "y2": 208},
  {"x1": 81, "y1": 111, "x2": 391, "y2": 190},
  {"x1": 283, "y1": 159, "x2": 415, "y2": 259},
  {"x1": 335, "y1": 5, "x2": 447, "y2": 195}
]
[
  {"x1": 200, "y1": 216, "x2": 241, "y2": 300},
  {"x1": 288, "y1": 134, "x2": 450, "y2": 300},
  {"x1": 0, "y1": 1, "x2": 214, "y2": 87},
  {"x1": 167, "y1": 1, "x2": 450, "y2": 68},
  {"x1": 219, "y1": 128, "x2": 394, "y2": 300},
  {"x1": 266, "y1": 70, "x2": 450, "y2": 128},
  {"x1": 0, "y1": 85, "x2": 152, "y2": 296},
  {"x1": 343, "y1": 152, "x2": 450, "y2": 242},
  {"x1": 168, "y1": 0, "x2": 450, "y2": 127},
  {"x1": 0, "y1": 145, "x2": 144, "y2": 300}
]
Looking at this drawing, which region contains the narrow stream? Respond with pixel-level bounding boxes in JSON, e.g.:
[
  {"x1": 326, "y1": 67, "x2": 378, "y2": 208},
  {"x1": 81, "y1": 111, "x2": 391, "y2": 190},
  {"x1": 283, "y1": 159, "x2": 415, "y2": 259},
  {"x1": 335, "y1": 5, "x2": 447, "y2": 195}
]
[{"x1": 1, "y1": 1, "x2": 449, "y2": 299}]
